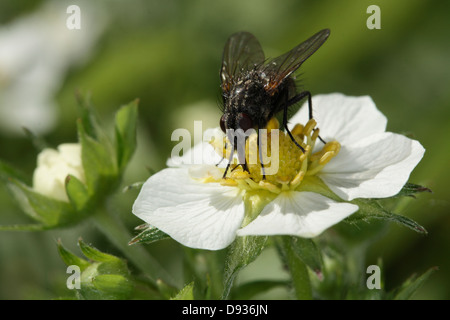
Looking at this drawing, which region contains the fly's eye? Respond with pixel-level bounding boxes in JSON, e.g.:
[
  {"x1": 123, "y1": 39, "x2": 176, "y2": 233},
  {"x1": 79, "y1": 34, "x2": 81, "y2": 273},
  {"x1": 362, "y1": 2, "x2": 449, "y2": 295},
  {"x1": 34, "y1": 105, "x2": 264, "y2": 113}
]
[
  {"x1": 220, "y1": 114, "x2": 227, "y2": 133},
  {"x1": 238, "y1": 113, "x2": 253, "y2": 131}
]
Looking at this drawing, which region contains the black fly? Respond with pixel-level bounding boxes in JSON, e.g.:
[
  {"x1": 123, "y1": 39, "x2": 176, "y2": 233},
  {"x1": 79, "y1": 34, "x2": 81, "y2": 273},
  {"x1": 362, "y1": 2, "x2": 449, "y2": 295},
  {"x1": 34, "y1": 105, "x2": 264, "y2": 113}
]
[{"x1": 219, "y1": 29, "x2": 330, "y2": 178}]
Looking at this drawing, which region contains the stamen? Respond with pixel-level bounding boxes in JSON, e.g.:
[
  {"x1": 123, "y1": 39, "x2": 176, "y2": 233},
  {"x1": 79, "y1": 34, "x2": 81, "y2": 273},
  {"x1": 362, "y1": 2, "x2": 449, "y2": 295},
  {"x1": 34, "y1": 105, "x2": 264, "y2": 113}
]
[
  {"x1": 304, "y1": 119, "x2": 317, "y2": 136},
  {"x1": 245, "y1": 178, "x2": 261, "y2": 190},
  {"x1": 291, "y1": 124, "x2": 304, "y2": 136},
  {"x1": 259, "y1": 181, "x2": 281, "y2": 194},
  {"x1": 266, "y1": 118, "x2": 280, "y2": 131},
  {"x1": 290, "y1": 170, "x2": 305, "y2": 189},
  {"x1": 319, "y1": 151, "x2": 335, "y2": 166},
  {"x1": 220, "y1": 178, "x2": 238, "y2": 187},
  {"x1": 231, "y1": 171, "x2": 251, "y2": 180},
  {"x1": 207, "y1": 117, "x2": 340, "y2": 194},
  {"x1": 312, "y1": 128, "x2": 320, "y2": 141}
]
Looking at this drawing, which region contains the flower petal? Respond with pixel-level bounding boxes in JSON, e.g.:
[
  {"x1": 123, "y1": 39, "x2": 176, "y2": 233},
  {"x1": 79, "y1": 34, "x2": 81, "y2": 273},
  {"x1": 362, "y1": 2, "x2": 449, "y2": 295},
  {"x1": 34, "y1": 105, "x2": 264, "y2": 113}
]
[
  {"x1": 32, "y1": 144, "x2": 84, "y2": 202},
  {"x1": 58, "y1": 143, "x2": 83, "y2": 168},
  {"x1": 237, "y1": 191, "x2": 358, "y2": 237},
  {"x1": 167, "y1": 128, "x2": 227, "y2": 168},
  {"x1": 289, "y1": 93, "x2": 387, "y2": 146},
  {"x1": 132, "y1": 167, "x2": 244, "y2": 250},
  {"x1": 319, "y1": 132, "x2": 425, "y2": 201}
]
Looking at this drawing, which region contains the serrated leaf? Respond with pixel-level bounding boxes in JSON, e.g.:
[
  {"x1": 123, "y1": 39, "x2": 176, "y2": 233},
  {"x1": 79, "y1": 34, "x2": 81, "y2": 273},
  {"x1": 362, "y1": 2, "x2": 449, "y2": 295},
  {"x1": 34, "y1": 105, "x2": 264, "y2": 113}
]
[
  {"x1": 57, "y1": 240, "x2": 90, "y2": 271},
  {"x1": 290, "y1": 237, "x2": 323, "y2": 277},
  {"x1": 129, "y1": 226, "x2": 170, "y2": 245},
  {"x1": 392, "y1": 267, "x2": 438, "y2": 300},
  {"x1": 230, "y1": 280, "x2": 288, "y2": 300},
  {"x1": 171, "y1": 282, "x2": 194, "y2": 300},
  {"x1": 222, "y1": 236, "x2": 267, "y2": 299},
  {"x1": 350, "y1": 199, "x2": 427, "y2": 234},
  {"x1": 115, "y1": 100, "x2": 138, "y2": 171}
]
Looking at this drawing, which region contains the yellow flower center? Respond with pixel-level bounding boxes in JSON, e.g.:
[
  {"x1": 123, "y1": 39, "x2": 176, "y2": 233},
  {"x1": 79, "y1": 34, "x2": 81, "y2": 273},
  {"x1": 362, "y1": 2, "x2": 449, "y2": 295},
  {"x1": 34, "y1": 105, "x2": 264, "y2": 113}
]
[{"x1": 209, "y1": 118, "x2": 340, "y2": 194}]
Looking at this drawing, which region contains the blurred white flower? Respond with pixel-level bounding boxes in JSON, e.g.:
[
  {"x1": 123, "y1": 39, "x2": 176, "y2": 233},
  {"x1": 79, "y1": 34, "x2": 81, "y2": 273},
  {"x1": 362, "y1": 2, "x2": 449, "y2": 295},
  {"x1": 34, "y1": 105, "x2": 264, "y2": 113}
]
[
  {"x1": 33, "y1": 143, "x2": 85, "y2": 202},
  {"x1": 0, "y1": 0, "x2": 106, "y2": 135}
]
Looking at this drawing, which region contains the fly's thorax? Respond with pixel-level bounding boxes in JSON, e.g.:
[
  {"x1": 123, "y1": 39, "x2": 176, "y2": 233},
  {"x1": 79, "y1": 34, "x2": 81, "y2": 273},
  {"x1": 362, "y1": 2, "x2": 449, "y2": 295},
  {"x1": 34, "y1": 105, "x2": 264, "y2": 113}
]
[{"x1": 223, "y1": 71, "x2": 275, "y2": 130}]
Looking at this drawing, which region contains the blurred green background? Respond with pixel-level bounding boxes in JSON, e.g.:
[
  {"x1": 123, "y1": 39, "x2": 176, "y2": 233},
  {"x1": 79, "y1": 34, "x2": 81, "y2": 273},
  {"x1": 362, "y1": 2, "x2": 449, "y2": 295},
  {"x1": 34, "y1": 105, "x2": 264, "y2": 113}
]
[{"x1": 0, "y1": 0, "x2": 448, "y2": 299}]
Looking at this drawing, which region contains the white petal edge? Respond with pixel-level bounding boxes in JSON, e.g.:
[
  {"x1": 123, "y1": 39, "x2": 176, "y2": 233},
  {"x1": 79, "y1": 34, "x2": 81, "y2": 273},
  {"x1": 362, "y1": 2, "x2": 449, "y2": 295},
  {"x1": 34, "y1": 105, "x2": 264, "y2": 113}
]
[
  {"x1": 132, "y1": 167, "x2": 244, "y2": 250},
  {"x1": 319, "y1": 132, "x2": 425, "y2": 201},
  {"x1": 289, "y1": 93, "x2": 387, "y2": 146},
  {"x1": 237, "y1": 191, "x2": 358, "y2": 237}
]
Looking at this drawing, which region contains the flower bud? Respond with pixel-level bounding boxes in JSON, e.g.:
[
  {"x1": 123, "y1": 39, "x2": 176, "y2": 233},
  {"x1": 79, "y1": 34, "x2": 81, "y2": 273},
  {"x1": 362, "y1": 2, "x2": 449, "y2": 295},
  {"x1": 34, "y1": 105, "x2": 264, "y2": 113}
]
[
  {"x1": 58, "y1": 239, "x2": 135, "y2": 300},
  {"x1": 32, "y1": 143, "x2": 85, "y2": 202},
  {"x1": 0, "y1": 98, "x2": 138, "y2": 230}
]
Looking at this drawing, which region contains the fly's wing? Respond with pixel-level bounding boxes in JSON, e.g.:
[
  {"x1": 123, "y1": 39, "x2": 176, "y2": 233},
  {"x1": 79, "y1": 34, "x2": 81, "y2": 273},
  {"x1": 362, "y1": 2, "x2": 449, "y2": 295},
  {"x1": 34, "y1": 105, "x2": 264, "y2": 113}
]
[
  {"x1": 263, "y1": 29, "x2": 330, "y2": 94},
  {"x1": 220, "y1": 32, "x2": 265, "y2": 94}
]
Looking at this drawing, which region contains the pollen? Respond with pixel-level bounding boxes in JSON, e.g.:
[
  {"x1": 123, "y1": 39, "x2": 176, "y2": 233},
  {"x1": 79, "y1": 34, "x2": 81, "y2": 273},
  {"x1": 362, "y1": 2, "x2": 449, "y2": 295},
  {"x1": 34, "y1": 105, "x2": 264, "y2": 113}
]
[{"x1": 210, "y1": 118, "x2": 340, "y2": 194}]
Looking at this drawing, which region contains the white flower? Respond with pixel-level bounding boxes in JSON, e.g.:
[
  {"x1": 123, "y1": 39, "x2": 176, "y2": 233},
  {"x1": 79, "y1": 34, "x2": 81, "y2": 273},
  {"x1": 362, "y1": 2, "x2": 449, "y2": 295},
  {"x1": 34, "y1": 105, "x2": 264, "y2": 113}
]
[
  {"x1": 133, "y1": 93, "x2": 425, "y2": 250},
  {"x1": 33, "y1": 143, "x2": 85, "y2": 202},
  {"x1": 289, "y1": 93, "x2": 425, "y2": 201}
]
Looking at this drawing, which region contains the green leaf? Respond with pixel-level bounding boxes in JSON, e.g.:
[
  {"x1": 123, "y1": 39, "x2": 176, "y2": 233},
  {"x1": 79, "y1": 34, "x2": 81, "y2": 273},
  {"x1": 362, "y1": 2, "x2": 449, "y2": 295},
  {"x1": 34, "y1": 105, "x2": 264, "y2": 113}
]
[
  {"x1": 393, "y1": 183, "x2": 432, "y2": 199},
  {"x1": 278, "y1": 236, "x2": 312, "y2": 300},
  {"x1": 290, "y1": 237, "x2": 323, "y2": 277},
  {"x1": 77, "y1": 119, "x2": 117, "y2": 194},
  {"x1": 129, "y1": 225, "x2": 170, "y2": 245},
  {"x1": 65, "y1": 174, "x2": 90, "y2": 212},
  {"x1": 171, "y1": 282, "x2": 194, "y2": 300},
  {"x1": 75, "y1": 91, "x2": 102, "y2": 140},
  {"x1": 115, "y1": 100, "x2": 138, "y2": 171},
  {"x1": 392, "y1": 267, "x2": 438, "y2": 300},
  {"x1": 230, "y1": 280, "x2": 288, "y2": 300},
  {"x1": 349, "y1": 199, "x2": 427, "y2": 234},
  {"x1": 78, "y1": 238, "x2": 121, "y2": 263},
  {"x1": 57, "y1": 239, "x2": 90, "y2": 271},
  {"x1": 222, "y1": 236, "x2": 268, "y2": 299},
  {"x1": 78, "y1": 239, "x2": 129, "y2": 276},
  {"x1": 8, "y1": 178, "x2": 73, "y2": 227}
]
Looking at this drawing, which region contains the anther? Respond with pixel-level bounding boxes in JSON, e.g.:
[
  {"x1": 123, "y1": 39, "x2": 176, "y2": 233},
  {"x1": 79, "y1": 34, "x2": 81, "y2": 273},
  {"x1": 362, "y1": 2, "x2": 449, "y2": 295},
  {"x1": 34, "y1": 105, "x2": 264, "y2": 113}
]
[
  {"x1": 290, "y1": 170, "x2": 305, "y2": 188},
  {"x1": 259, "y1": 181, "x2": 281, "y2": 194},
  {"x1": 220, "y1": 178, "x2": 238, "y2": 186},
  {"x1": 319, "y1": 151, "x2": 335, "y2": 165},
  {"x1": 231, "y1": 171, "x2": 251, "y2": 180},
  {"x1": 304, "y1": 119, "x2": 317, "y2": 136},
  {"x1": 291, "y1": 124, "x2": 304, "y2": 136},
  {"x1": 312, "y1": 128, "x2": 320, "y2": 141}
]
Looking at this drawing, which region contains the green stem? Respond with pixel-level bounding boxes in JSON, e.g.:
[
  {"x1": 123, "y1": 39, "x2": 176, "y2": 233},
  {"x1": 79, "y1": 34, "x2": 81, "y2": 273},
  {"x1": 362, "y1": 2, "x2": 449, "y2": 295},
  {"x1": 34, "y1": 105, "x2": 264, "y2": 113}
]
[
  {"x1": 92, "y1": 203, "x2": 175, "y2": 287},
  {"x1": 280, "y1": 236, "x2": 312, "y2": 300}
]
